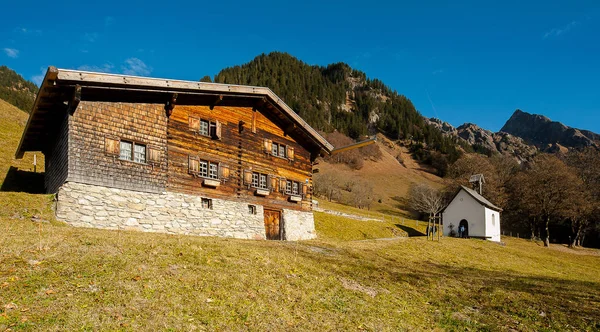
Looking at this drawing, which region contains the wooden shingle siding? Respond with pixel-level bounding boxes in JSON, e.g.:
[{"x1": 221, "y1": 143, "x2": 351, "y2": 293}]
[
  {"x1": 167, "y1": 105, "x2": 313, "y2": 211},
  {"x1": 67, "y1": 102, "x2": 168, "y2": 194},
  {"x1": 44, "y1": 108, "x2": 69, "y2": 194}
]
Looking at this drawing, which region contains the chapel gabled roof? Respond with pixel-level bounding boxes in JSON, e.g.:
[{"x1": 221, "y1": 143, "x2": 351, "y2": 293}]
[
  {"x1": 442, "y1": 185, "x2": 503, "y2": 212},
  {"x1": 16, "y1": 66, "x2": 334, "y2": 158}
]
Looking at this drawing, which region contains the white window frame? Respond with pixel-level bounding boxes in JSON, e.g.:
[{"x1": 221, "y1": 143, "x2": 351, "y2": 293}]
[
  {"x1": 270, "y1": 142, "x2": 287, "y2": 158},
  {"x1": 119, "y1": 140, "x2": 146, "y2": 164},
  {"x1": 199, "y1": 120, "x2": 210, "y2": 136},
  {"x1": 252, "y1": 172, "x2": 268, "y2": 190}
]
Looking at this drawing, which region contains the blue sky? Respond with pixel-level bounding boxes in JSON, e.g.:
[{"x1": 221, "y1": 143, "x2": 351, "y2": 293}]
[{"x1": 2, "y1": 0, "x2": 599, "y2": 133}]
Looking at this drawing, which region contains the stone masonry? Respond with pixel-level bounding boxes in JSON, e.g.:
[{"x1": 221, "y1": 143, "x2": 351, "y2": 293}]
[{"x1": 56, "y1": 181, "x2": 317, "y2": 240}]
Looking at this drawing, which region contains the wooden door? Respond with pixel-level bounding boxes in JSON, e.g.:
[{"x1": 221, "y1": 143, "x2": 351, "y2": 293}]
[{"x1": 264, "y1": 209, "x2": 282, "y2": 240}]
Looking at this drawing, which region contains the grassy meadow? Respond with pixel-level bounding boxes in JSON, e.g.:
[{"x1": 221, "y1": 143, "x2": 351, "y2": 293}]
[
  {"x1": 1, "y1": 202, "x2": 599, "y2": 331},
  {"x1": 1, "y1": 99, "x2": 599, "y2": 330}
]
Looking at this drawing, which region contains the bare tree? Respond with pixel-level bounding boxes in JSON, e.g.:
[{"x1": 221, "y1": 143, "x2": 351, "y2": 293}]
[
  {"x1": 564, "y1": 148, "x2": 600, "y2": 247},
  {"x1": 512, "y1": 154, "x2": 581, "y2": 247},
  {"x1": 313, "y1": 172, "x2": 341, "y2": 202},
  {"x1": 408, "y1": 183, "x2": 445, "y2": 238},
  {"x1": 349, "y1": 181, "x2": 374, "y2": 210}
]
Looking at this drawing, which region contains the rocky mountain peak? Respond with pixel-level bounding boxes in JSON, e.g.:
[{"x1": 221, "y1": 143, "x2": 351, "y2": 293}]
[{"x1": 501, "y1": 109, "x2": 599, "y2": 149}]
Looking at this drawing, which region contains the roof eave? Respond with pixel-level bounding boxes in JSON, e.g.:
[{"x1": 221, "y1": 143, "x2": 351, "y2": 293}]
[
  {"x1": 17, "y1": 67, "x2": 334, "y2": 157},
  {"x1": 15, "y1": 66, "x2": 58, "y2": 158}
]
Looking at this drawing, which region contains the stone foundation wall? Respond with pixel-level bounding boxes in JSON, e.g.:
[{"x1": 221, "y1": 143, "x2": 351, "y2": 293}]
[
  {"x1": 56, "y1": 182, "x2": 316, "y2": 240},
  {"x1": 283, "y1": 209, "x2": 316, "y2": 241}
]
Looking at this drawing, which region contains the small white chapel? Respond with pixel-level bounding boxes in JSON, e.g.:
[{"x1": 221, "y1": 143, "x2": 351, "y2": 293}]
[{"x1": 442, "y1": 174, "x2": 502, "y2": 242}]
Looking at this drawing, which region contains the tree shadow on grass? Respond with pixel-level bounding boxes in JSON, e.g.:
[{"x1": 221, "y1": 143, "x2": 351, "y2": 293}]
[
  {"x1": 395, "y1": 224, "x2": 426, "y2": 237},
  {"x1": 1, "y1": 166, "x2": 45, "y2": 193}
]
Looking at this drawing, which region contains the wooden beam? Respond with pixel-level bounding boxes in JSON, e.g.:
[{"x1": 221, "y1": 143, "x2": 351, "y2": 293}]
[
  {"x1": 284, "y1": 123, "x2": 297, "y2": 136},
  {"x1": 66, "y1": 85, "x2": 82, "y2": 115},
  {"x1": 209, "y1": 94, "x2": 223, "y2": 110},
  {"x1": 46, "y1": 66, "x2": 58, "y2": 81},
  {"x1": 251, "y1": 108, "x2": 257, "y2": 134},
  {"x1": 255, "y1": 97, "x2": 266, "y2": 108},
  {"x1": 164, "y1": 93, "x2": 178, "y2": 117}
]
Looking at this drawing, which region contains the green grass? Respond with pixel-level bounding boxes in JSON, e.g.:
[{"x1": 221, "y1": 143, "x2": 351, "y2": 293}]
[
  {"x1": 314, "y1": 211, "x2": 414, "y2": 241},
  {"x1": 317, "y1": 199, "x2": 415, "y2": 221},
  {"x1": 1, "y1": 98, "x2": 599, "y2": 330},
  {"x1": 1, "y1": 204, "x2": 599, "y2": 330}
]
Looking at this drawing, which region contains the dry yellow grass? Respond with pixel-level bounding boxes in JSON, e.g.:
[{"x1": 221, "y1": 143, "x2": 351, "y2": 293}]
[
  {"x1": 1, "y1": 98, "x2": 599, "y2": 330},
  {"x1": 1, "y1": 208, "x2": 599, "y2": 331},
  {"x1": 0, "y1": 99, "x2": 44, "y2": 190},
  {"x1": 319, "y1": 134, "x2": 446, "y2": 216}
]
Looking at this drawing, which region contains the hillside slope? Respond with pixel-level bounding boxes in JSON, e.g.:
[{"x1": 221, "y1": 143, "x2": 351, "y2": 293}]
[
  {"x1": 0, "y1": 98, "x2": 44, "y2": 186},
  {"x1": 319, "y1": 134, "x2": 445, "y2": 216},
  {"x1": 0, "y1": 66, "x2": 38, "y2": 113},
  {"x1": 214, "y1": 52, "x2": 462, "y2": 168}
]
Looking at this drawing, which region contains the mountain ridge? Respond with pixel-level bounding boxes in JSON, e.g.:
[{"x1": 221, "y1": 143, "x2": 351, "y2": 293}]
[{"x1": 501, "y1": 109, "x2": 599, "y2": 149}]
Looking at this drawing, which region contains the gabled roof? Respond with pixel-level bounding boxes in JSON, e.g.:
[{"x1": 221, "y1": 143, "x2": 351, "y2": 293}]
[
  {"x1": 16, "y1": 66, "x2": 334, "y2": 158},
  {"x1": 443, "y1": 185, "x2": 503, "y2": 212}
]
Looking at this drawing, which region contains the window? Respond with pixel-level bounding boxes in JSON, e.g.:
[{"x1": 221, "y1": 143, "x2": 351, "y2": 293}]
[
  {"x1": 201, "y1": 198, "x2": 213, "y2": 209},
  {"x1": 120, "y1": 141, "x2": 132, "y2": 160},
  {"x1": 259, "y1": 174, "x2": 267, "y2": 189},
  {"x1": 248, "y1": 205, "x2": 257, "y2": 215},
  {"x1": 251, "y1": 172, "x2": 268, "y2": 189},
  {"x1": 199, "y1": 160, "x2": 208, "y2": 177},
  {"x1": 200, "y1": 119, "x2": 210, "y2": 136},
  {"x1": 209, "y1": 163, "x2": 218, "y2": 179},
  {"x1": 286, "y1": 180, "x2": 300, "y2": 195},
  {"x1": 190, "y1": 117, "x2": 221, "y2": 140},
  {"x1": 278, "y1": 144, "x2": 286, "y2": 158},
  {"x1": 119, "y1": 141, "x2": 146, "y2": 163},
  {"x1": 134, "y1": 144, "x2": 146, "y2": 163},
  {"x1": 270, "y1": 142, "x2": 287, "y2": 158},
  {"x1": 492, "y1": 214, "x2": 496, "y2": 226},
  {"x1": 189, "y1": 157, "x2": 219, "y2": 179}
]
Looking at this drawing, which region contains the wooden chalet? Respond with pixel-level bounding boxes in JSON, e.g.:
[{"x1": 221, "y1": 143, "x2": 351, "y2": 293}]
[{"x1": 16, "y1": 66, "x2": 334, "y2": 240}]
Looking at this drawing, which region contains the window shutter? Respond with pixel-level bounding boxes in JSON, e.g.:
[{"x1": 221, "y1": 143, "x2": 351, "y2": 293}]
[
  {"x1": 213, "y1": 120, "x2": 222, "y2": 140},
  {"x1": 279, "y1": 178, "x2": 287, "y2": 193},
  {"x1": 263, "y1": 139, "x2": 272, "y2": 153},
  {"x1": 219, "y1": 163, "x2": 230, "y2": 179},
  {"x1": 189, "y1": 116, "x2": 200, "y2": 131},
  {"x1": 302, "y1": 183, "x2": 308, "y2": 198},
  {"x1": 189, "y1": 156, "x2": 200, "y2": 174},
  {"x1": 148, "y1": 146, "x2": 160, "y2": 163},
  {"x1": 105, "y1": 136, "x2": 120, "y2": 155},
  {"x1": 243, "y1": 169, "x2": 253, "y2": 185},
  {"x1": 270, "y1": 176, "x2": 278, "y2": 192},
  {"x1": 267, "y1": 175, "x2": 273, "y2": 190},
  {"x1": 287, "y1": 146, "x2": 295, "y2": 161}
]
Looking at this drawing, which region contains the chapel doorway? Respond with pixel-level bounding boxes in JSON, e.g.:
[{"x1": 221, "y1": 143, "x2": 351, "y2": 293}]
[
  {"x1": 264, "y1": 209, "x2": 282, "y2": 240},
  {"x1": 459, "y1": 219, "x2": 469, "y2": 238}
]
